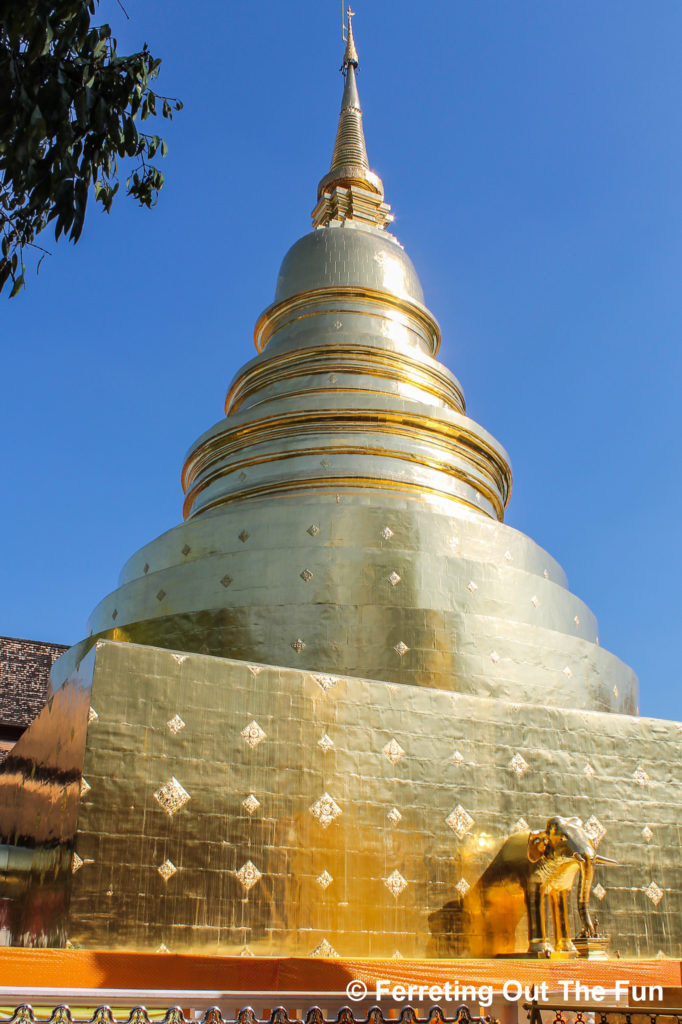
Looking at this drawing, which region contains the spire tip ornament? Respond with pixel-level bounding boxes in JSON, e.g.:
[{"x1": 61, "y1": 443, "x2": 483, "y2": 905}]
[{"x1": 343, "y1": 7, "x2": 359, "y2": 69}]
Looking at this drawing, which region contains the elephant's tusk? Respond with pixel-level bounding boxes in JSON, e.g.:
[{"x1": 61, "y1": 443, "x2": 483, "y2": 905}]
[{"x1": 594, "y1": 855, "x2": 618, "y2": 865}]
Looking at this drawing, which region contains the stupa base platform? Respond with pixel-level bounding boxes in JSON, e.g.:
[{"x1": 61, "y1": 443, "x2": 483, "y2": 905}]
[{"x1": 1, "y1": 640, "x2": 681, "y2": 958}]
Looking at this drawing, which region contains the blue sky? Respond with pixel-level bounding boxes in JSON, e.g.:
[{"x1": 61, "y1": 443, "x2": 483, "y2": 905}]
[{"x1": 3, "y1": 1, "x2": 681, "y2": 720}]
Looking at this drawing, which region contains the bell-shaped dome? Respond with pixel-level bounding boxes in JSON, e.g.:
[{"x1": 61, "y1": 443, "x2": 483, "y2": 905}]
[{"x1": 274, "y1": 226, "x2": 425, "y2": 307}]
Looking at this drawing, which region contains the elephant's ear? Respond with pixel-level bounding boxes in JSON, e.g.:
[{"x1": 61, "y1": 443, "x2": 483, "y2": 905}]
[{"x1": 528, "y1": 831, "x2": 549, "y2": 863}]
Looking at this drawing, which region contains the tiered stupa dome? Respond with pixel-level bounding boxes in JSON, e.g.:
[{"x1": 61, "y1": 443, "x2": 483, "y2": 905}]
[{"x1": 54, "y1": 14, "x2": 637, "y2": 718}]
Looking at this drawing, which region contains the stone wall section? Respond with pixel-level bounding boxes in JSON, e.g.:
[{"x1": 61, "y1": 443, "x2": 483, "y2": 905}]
[{"x1": 0, "y1": 635, "x2": 68, "y2": 759}]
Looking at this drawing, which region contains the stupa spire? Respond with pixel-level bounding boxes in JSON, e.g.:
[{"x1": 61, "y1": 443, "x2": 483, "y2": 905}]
[
  {"x1": 329, "y1": 14, "x2": 368, "y2": 174},
  {"x1": 312, "y1": 8, "x2": 393, "y2": 229}
]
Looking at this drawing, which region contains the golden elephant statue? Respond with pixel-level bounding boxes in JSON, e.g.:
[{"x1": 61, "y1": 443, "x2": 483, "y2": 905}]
[{"x1": 429, "y1": 815, "x2": 615, "y2": 957}]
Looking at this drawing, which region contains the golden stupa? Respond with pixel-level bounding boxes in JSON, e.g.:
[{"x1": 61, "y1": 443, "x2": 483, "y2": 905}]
[{"x1": 0, "y1": 14, "x2": 680, "y2": 960}]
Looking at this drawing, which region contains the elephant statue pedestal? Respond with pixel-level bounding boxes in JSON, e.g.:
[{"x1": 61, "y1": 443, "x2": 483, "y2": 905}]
[
  {"x1": 525, "y1": 947, "x2": 577, "y2": 961},
  {"x1": 573, "y1": 934, "x2": 610, "y2": 960}
]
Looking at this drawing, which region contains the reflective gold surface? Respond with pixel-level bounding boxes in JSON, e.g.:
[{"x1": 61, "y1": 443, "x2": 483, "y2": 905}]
[
  {"x1": 18, "y1": 641, "x2": 680, "y2": 957},
  {"x1": 0, "y1": 650, "x2": 93, "y2": 946},
  {"x1": 50, "y1": 498, "x2": 637, "y2": 715}
]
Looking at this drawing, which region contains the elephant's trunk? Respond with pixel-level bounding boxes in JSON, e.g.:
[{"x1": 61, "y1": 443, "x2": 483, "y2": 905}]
[{"x1": 577, "y1": 857, "x2": 595, "y2": 937}]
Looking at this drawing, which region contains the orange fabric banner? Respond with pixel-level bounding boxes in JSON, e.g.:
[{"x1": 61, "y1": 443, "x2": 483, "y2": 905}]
[{"x1": 0, "y1": 948, "x2": 680, "y2": 992}]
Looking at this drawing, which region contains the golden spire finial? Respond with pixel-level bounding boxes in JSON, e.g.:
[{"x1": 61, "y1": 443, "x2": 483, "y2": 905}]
[
  {"x1": 343, "y1": 7, "x2": 359, "y2": 68},
  {"x1": 312, "y1": 8, "x2": 394, "y2": 229}
]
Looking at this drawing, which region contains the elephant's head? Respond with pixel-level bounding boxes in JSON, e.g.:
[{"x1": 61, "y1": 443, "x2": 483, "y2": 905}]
[{"x1": 528, "y1": 815, "x2": 616, "y2": 937}]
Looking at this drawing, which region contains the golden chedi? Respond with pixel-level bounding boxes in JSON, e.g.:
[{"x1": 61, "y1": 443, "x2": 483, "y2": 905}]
[
  {"x1": 55, "y1": 15, "x2": 632, "y2": 716},
  {"x1": 1, "y1": 14, "x2": 679, "y2": 960}
]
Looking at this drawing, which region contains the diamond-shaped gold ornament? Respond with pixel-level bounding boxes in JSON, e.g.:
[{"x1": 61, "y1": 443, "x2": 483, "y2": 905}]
[
  {"x1": 242, "y1": 793, "x2": 260, "y2": 815},
  {"x1": 455, "y1": 877, "x2": 470, "y2": 897},
  {"x1": 157, "y1": 859, "x2": 177, "y2": 882},
  {"x1": 312, "y1": 673, "x2": 339, "y2": 693},
  {"x1": 154, "y1": 776, "x2": 190, "y2": 816},
  {"x1": 236, "y1": 860, "x2": 262, "y2": 891},
  {"x1": 312, "y1": 938, "x2": 339, "y2": 957},
  {"x1": 509, "y1": 752, "x2": 529, "y2": 777},
  {"x1": 166, "y1": 714, "x2": 185, "y2": 735},
  {"x1": 387, "y1": 807, "x2": 402, "y2": 826},
  {"x1": 310, "y1": 792, "x2": 342, "y2": 827},
  {"x1": 446, "y1": 804, "x2": 474, "y2": 839},
  {"x1": 241, "y1": 720, "x2": 266, "y2": 748},
  {"x1": 316, "y1": 870, "x2": 334, "y2": 890},
  {"x1": 584, "y1": 815, "x2": 606, "y2": 846},
  {"x1": 383, "y1": 738, "x2": 405, "y2": 764},
  {"x1": 385, "y1": 869, "x2": 408, "y2": 897}
]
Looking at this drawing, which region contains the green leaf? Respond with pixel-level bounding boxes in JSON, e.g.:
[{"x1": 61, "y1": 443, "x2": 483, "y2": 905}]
[
  {"x1": 0, "y1": 0, "x2": 182, "y2": 295},
  {"x1": 9, "y1": 273, "x2": 25, "y2": 297},
  {"x1": 123, "y1": 116, "x2": 137, "y2": 156}
]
